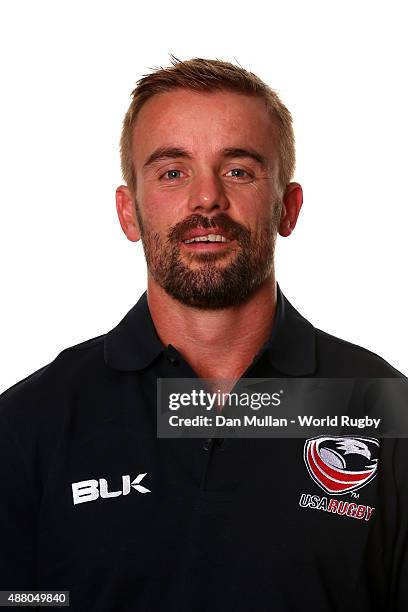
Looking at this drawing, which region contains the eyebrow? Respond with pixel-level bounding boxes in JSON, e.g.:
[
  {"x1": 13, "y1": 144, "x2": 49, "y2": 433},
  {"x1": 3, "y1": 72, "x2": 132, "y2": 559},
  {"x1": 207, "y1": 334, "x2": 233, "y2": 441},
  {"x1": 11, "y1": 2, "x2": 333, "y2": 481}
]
[
  {"x1": 143, "y1": 147, "x2": 192, "y2": 169},
  {"x1": 142, "y1": 146, "x2": 268, "y2": 170},
  {"x1": 221, "y1": 147, "x2": 267, "y2": 168}
]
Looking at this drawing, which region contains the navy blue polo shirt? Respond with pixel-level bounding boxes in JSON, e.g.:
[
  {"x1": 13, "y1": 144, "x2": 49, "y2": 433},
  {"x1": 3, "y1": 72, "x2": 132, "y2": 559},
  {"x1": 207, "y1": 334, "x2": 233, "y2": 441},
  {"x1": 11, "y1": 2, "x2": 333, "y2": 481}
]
[{"x1": 0, "y1": 284, "x2": 407, "y2": 611}]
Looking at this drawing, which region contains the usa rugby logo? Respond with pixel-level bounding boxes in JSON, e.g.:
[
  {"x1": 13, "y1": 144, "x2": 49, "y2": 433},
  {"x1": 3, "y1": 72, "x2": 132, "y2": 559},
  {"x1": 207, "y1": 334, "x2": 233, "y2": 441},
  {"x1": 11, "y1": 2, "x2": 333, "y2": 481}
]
[{"x1": 304, "y1": 436, "x2": 379, "y2": 495}]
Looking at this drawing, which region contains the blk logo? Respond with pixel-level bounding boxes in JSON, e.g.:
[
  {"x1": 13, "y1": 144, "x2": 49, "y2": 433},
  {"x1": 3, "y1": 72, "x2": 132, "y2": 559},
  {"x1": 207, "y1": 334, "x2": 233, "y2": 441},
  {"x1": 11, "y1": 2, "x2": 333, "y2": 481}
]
[{"x1": 72, "y1": 473, "x2": 151, "y2": 505}]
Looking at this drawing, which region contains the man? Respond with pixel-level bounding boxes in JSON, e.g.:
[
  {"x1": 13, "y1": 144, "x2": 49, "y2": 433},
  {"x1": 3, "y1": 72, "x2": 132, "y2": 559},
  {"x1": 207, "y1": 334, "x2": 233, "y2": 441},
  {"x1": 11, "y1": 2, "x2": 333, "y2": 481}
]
[{"x1": 0, "y1": 57, "x2": 406, "y2": 611}]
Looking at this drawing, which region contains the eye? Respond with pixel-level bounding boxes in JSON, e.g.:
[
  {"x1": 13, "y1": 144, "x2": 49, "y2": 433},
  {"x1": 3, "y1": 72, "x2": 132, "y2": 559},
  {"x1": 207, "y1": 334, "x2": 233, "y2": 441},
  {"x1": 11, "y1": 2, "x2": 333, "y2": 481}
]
[
  {"x1": 225, "y1": 168, "x2": 253, "y2": 180},
  {"x1": 160, "y1": 169, "x2": 185, "y2": 181}
]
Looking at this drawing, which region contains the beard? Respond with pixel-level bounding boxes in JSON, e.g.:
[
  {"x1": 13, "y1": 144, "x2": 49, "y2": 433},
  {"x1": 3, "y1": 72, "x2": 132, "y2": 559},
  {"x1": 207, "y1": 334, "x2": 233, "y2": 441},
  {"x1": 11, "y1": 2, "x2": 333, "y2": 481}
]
[{"x1": 134, "y1": 204, "x2": 281, "y2": 310}]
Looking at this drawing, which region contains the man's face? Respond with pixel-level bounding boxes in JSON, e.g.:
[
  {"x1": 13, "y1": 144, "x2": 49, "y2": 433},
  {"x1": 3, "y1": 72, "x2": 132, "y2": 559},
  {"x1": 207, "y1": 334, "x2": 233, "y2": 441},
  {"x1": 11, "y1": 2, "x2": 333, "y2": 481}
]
[{"x1": 131, "y1": 88, "x2": 283, "y2": 309}]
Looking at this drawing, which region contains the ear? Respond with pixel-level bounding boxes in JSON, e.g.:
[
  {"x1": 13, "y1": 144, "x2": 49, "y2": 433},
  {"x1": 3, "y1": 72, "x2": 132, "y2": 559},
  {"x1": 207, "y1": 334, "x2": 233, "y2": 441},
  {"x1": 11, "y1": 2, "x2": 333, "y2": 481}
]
[
  {"x1": 278, "y1": 182, "x2": 303, "y2": 237},
  {"x1": 115, "y1": 185, "x2": 141, "y2": 242}
]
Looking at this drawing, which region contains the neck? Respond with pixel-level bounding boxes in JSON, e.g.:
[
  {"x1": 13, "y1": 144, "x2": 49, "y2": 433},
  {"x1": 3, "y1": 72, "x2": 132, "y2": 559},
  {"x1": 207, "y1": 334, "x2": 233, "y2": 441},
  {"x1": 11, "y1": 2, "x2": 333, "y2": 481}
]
[{"x1": 146, "y1": 273, "x2": 278, "y2": 380}]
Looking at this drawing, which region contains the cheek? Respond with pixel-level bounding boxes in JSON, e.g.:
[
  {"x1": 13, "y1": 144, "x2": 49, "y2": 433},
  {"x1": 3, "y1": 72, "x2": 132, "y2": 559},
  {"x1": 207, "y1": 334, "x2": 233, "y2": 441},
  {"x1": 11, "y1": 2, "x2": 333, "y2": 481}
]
[
  {"x1": 136, "y1": 186, "x2": 186, "y2": 237},
  {"x1": 225, "y1": 180, "x2": 272, "y2": 206},
  {"x1": 224, "y1": 182, "x2": 273, "y2": 226},
  {"x1": 138, "y1": 180, "x2": 188, "y2": 214}
]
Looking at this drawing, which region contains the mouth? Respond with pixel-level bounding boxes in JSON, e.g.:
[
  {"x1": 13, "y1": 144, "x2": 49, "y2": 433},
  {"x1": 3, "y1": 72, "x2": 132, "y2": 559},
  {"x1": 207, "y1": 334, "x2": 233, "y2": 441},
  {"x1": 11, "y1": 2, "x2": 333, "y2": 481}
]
[{"x1": 180, "y1": 228, "x2": 236, "y2": 251}]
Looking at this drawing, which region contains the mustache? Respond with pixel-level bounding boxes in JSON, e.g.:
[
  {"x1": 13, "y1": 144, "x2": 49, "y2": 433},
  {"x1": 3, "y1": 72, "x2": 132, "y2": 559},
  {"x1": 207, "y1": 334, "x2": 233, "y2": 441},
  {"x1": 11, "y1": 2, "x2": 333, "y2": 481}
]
[{"x1": 167, "y1": 213, "x2": 250, "y2": 243}]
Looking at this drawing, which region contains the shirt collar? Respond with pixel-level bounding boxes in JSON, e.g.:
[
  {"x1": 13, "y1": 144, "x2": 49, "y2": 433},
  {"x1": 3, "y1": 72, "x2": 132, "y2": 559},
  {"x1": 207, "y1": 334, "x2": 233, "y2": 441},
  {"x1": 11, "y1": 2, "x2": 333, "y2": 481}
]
[{"x1": 104, "y1": 283, "x2": 316, "y2": 376}]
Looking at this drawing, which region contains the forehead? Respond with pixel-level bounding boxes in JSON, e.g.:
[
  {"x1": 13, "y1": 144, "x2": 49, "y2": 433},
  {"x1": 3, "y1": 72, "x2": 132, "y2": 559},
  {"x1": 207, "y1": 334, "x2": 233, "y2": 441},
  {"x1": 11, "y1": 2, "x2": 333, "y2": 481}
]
[{"x1": 131, "y1": 89, "x2": 278, "y2": 167}]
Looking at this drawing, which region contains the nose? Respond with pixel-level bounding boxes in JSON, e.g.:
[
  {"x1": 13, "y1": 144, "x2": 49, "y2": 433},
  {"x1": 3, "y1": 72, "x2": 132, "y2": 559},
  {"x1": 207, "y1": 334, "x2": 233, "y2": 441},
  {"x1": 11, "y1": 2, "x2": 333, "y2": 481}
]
[{"x1": 187, "y1": 171, "x2": 229, "y2": 214}]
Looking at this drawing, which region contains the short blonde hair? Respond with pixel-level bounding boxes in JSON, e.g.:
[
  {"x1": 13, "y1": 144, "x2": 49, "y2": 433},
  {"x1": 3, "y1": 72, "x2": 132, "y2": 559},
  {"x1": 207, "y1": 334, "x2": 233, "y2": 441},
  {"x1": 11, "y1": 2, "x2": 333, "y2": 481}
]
[{"x1": 120, "y1": 55, "x2": 295, "y2": 194}]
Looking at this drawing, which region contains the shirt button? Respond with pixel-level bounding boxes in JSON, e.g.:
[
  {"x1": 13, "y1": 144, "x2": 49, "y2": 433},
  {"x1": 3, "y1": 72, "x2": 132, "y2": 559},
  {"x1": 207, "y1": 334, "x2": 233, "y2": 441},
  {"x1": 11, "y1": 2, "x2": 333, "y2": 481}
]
[
  {"x1": 203, "y1": 438, "x2": 213, "y2": 451},
  {"x1": 166, "y1": 344, "x2": 180, "y2": 366}
]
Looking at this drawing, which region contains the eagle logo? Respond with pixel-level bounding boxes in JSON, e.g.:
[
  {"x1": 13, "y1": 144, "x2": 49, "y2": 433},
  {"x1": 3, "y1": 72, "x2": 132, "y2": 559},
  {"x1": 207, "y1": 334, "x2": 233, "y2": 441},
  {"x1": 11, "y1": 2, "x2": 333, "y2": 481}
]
[{"x1": 304, "y1": 436, "x2": 379, "y2": 495}]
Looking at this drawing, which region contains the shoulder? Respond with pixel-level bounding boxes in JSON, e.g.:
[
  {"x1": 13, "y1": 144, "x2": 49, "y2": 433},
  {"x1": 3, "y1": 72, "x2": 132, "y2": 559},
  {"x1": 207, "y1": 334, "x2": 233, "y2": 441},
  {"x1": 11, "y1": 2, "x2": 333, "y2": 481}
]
[
  {"x1": 0, "y1": 333, "x2": 108, "y2": 425},
  {"x1": 314, "y1": 327, "x2": 405, "y2": 378}
]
